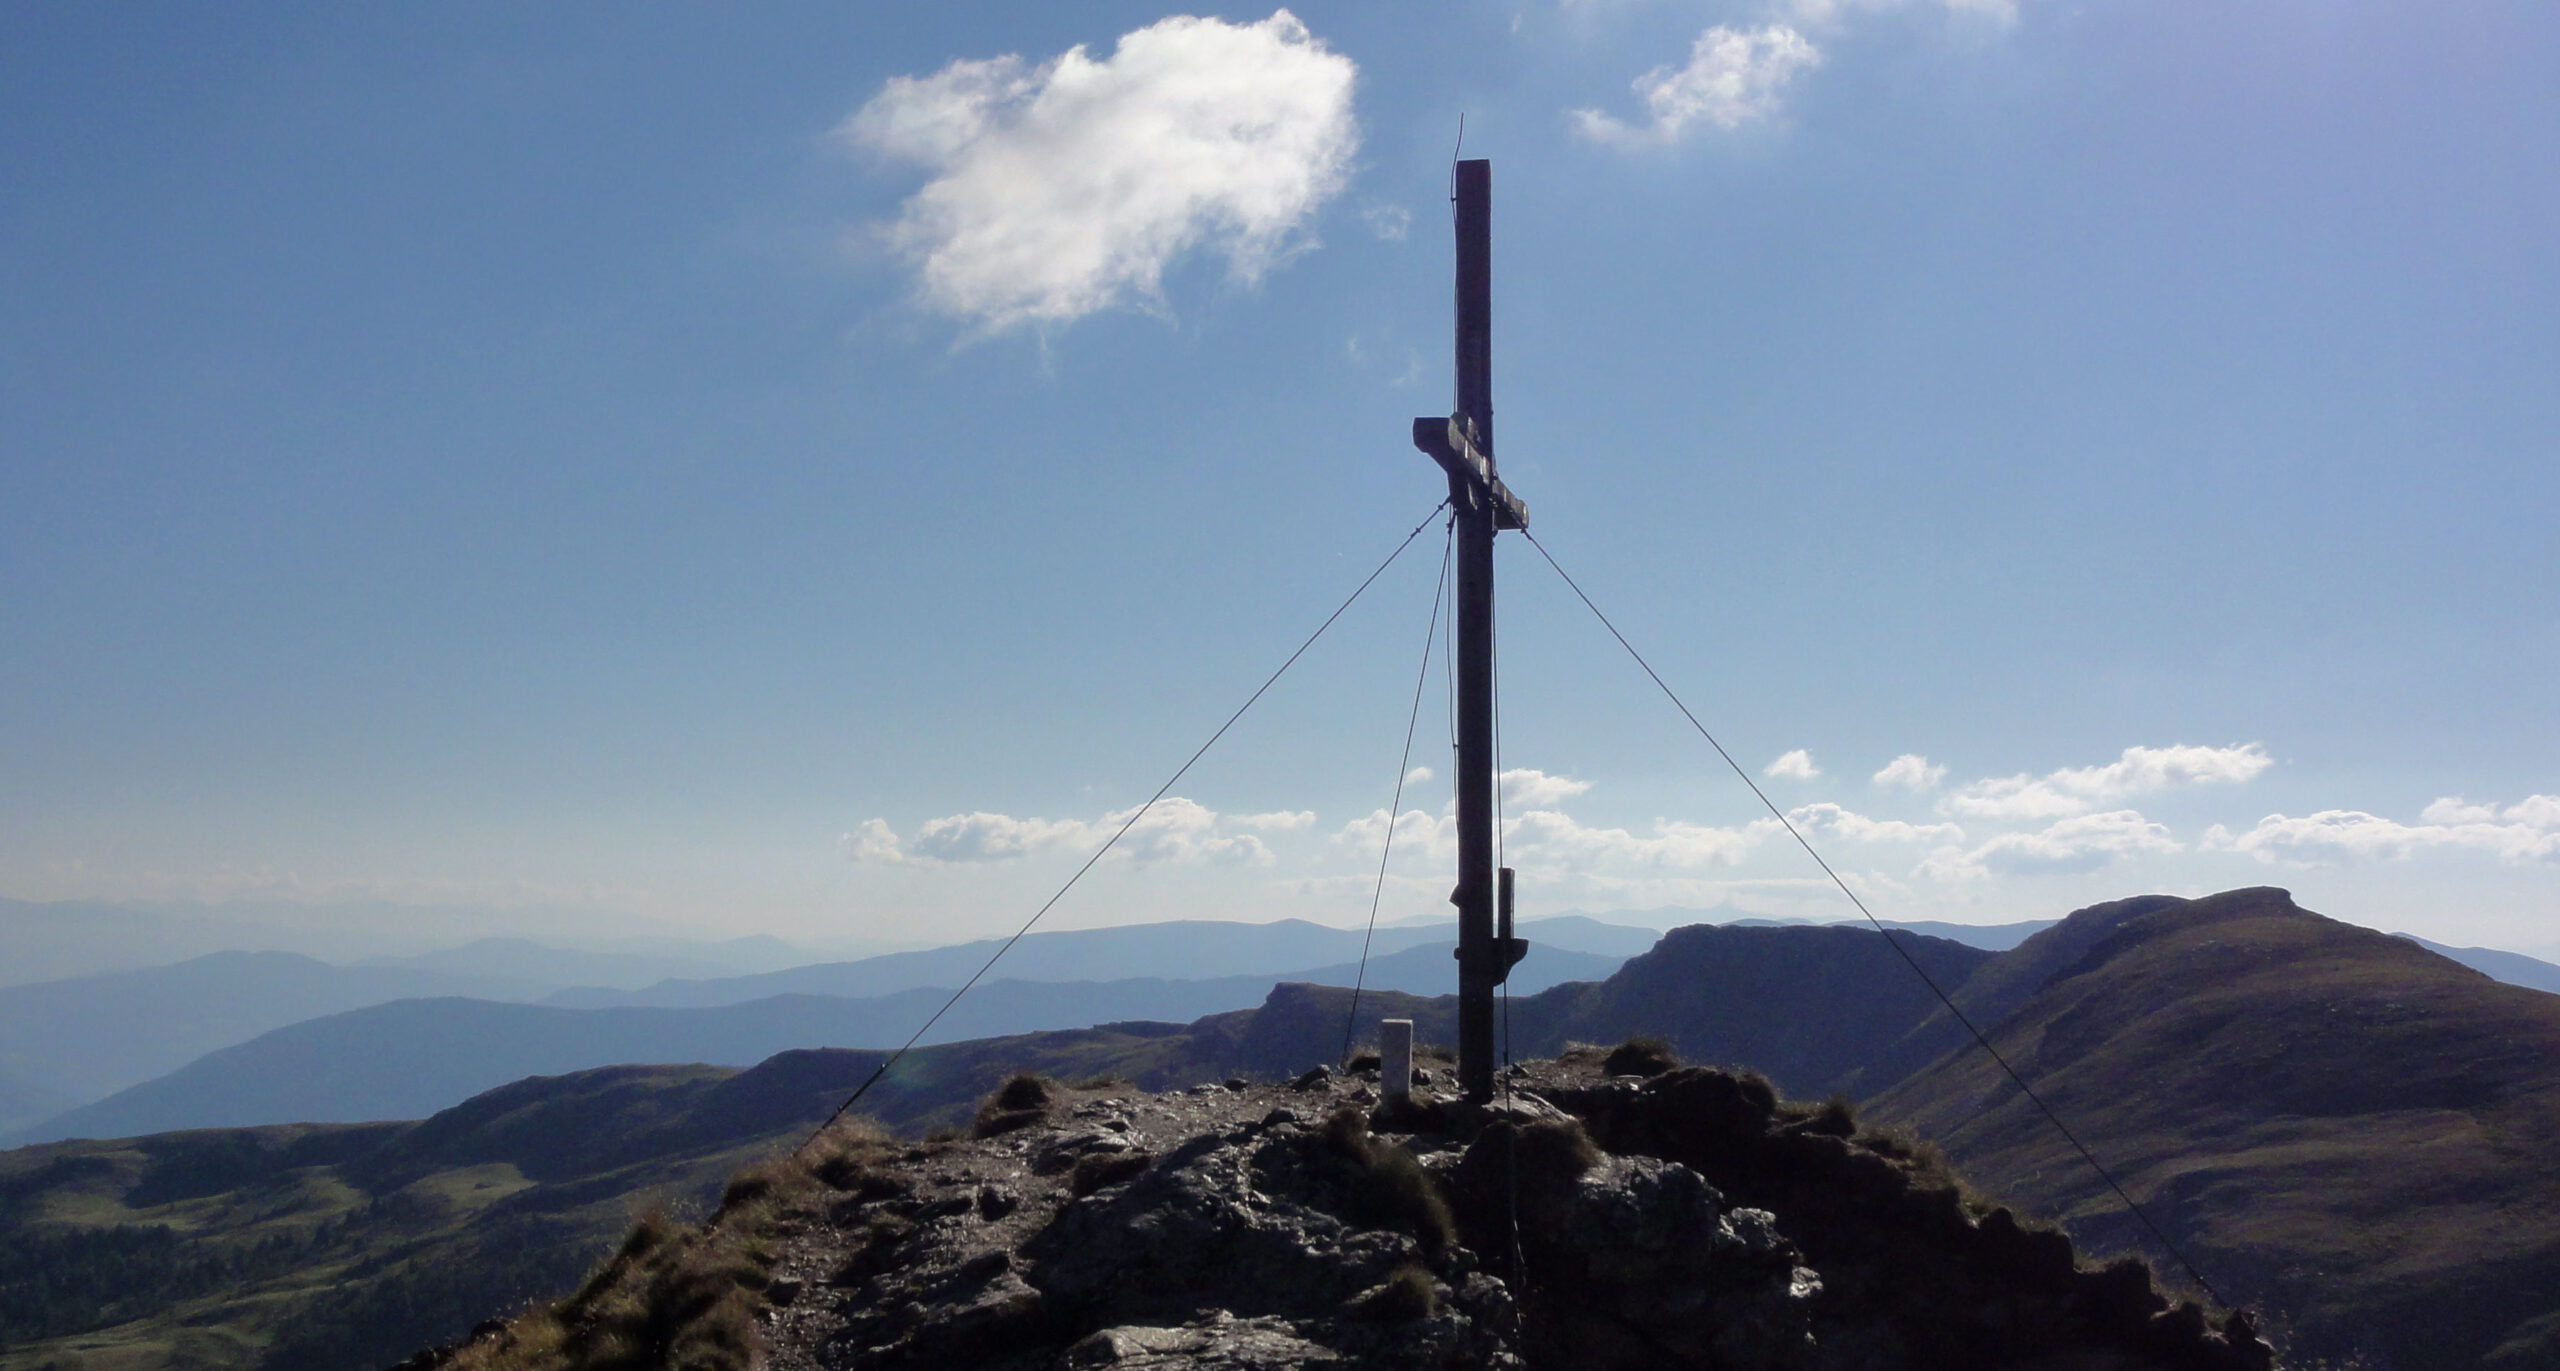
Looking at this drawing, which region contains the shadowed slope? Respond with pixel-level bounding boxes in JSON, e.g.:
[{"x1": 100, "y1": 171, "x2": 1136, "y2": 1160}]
[{"x1": 1868, "y1": 887, "x2": 2560, "y2": 1371}]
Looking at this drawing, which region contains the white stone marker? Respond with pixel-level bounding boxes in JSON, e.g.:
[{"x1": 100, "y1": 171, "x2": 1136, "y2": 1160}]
[{"x1": 1380, "y1": 1018, "x2": 1415, "y2": 1098}]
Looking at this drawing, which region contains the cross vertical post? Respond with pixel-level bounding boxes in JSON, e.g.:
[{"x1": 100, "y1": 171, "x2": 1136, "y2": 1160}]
[{"x1": 1412, "y1": 158, "x2": 1528, "y2": 1103}]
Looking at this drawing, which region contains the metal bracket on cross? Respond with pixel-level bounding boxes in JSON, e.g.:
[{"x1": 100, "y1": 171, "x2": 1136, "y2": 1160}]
[{"x1": 1410, "y1": 415, "x2": 1528, "y2": 530}]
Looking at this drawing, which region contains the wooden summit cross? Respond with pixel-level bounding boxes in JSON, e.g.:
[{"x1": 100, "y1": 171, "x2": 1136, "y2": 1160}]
[{"x1": 1413, "y1": 159, "x2": 1529, "y2": 1104}]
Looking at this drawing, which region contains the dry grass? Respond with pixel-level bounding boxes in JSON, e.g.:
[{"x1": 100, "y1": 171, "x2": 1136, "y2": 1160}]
[
  {"x1": 440, "y1": 1122, "x2": 895, "y2": 1371},
  {"x1": 1318, "y1": 1105, "x2": 1455, "y2": 1251},
  {"x1": 970, "y1": 1073, "x2": 1056, "y2": 1139},
  {"x1": 1601, "y1": 1036, "x2": 1679, "y2": 1078},
  {"x1": 1352, "y1": 1263, "x2": 1438, "y2": 1322}
]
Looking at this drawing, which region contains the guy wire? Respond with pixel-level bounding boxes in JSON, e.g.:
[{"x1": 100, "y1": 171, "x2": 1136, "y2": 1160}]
[
  {"x1": 794, "y1": 499, "x2": 1453, "y2": 1153},
  {"x1": 1514, "y1": 525, "x2": 2230, "y2": 1310},
  {"x1": 1343, "y1": 515, "x2": 1456, "y2": 1066}
]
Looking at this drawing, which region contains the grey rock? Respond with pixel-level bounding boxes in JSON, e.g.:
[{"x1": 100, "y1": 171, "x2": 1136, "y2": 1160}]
[
  {"x1": 1035, "y1": 1129, "x2": 1136, "y2": 1176},
  {"x1": 1060, "y1": 1317, "x2": 1339, "y2": 1368}
]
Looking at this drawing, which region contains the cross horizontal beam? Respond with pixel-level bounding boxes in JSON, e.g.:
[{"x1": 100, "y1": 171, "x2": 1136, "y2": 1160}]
[{"x1": 1411, "y1": 415, "x2": 1528, "y2": 530}]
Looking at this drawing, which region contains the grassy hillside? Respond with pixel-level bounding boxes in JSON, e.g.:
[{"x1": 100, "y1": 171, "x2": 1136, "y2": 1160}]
[
  {"x1": 1866, "y1": 887, "x2": 2560, "y2": 1370},
  {"x1": 0, "y1": 1018, "x2": 1283, "y2": 1371},
  {"x1": 0, "y1": 1067, "x2": 737, "y2": 1371}
]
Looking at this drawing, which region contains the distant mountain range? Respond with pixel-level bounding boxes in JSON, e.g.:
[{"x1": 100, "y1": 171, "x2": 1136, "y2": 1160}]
[
  {"x1": 2393, "y1": 932, "x2": 2560, "y2": 995},
  {"x1": 8, "y1": 885, "x2": 2556, "y2": 1370},
  {"x1": 0, "y1": 897, "x2": 821, "y2": 988},
  {"x1": 538, "y1": 913, "x2": 1665, "y2": 1009},
  {"x1": 14, "y1": 901, "x2": 2559, "y2": 1147},
  {"x1": 0, "y1": 921, "x2": 1634, "y2": 1144},
  {"x1": 0, "y1": 951, "x2": 537, "y2": 1124},
  {"x1": 356, "y1": 934, "x2": 805, "y2": 990}
]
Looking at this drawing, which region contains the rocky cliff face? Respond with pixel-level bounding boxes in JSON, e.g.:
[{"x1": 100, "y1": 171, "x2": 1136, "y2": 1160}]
[{"x1": 426, "y1": 1051, "x2": 2278, "y2": 1371}]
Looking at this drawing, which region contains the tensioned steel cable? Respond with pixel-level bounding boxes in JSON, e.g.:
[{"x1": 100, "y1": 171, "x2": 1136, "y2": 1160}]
[
  {"x1": 1342, "y1": 515, "x2": 1456, "y2": 1067},
  {"x1": 1517, "y1": 526, "x2": 2231, "y2": 1310},
  {"x1": 796, "y1": 499, "x2": 1454, "y2": 1153}
]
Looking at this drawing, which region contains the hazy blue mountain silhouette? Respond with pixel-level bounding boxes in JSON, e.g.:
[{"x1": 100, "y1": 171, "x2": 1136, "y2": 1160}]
[
  {"x1": 2392, "y1": 932, "x2": 2560, "y2": 994},
  {"x1": 0, "y1": 1066, "x2": 77, "y2": 1136},
  {"x1": 0, "y1": 951, "x2": 537, "y2": 1107},
  {"x1": 357, "y1": 936, "x2": 792, "y2": 990},
  {"x1": 0, "y1": 916, "x2": 1641, "y2": 1140},
  {"x1": 541, "y1": 915, "x2": 1653, "y2": 1009},
  {"x1": 0, "y1": 897, "x2": 823, "y2": 988},
  {"x1": 5, "y1": 940, "x2": 1626, "y2": 1144},
  {"x1": 0, "y1": 898, "x2": 320, "y2": 987}
]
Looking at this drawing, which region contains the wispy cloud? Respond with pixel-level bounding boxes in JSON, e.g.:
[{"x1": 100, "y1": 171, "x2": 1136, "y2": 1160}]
[
  {"x1": 1572, "y1": 24, "x2": 1822, "y2": 145},
  {"x1": 844, "y1": 796, "x2": 1276, "y2": 867},
  {"x1": 1942, "y1": 744, "x2": 2272, "y2": 820},
  {"x1": 1781, "y1": 0, "x2": 2021, "y2": 32},
  {"x1": 842, "y1": 11, "x2": 1357, "y2": 332},
  {"x1": 2208, "y1": 796, "x2": 2560, "y2": 867},
  {"x1": 1570, "y1": 0, "x2": 2021, "y2": 148}
]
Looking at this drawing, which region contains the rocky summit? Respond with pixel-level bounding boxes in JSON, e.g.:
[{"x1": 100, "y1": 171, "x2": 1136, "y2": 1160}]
[{"x1": 423, "y1": 1048, "x2": 2280, "y2": 1371}]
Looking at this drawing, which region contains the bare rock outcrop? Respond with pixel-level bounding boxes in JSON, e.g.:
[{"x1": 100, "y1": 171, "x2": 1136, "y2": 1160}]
[
  {"x1": 418, "y1": 1055, "x2": 2277, "y2": 1371},
  {"x1": 742, "y1": 1058, "x2": 2275, "y2": 1371}
]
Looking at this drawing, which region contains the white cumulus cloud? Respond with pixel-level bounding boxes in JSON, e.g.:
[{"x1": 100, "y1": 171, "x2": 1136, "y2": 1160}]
[
  {"x1": 1505, "y1": 809, "x2": 1769, "y2": 871},
  {"x1": 1764, "y1": 749, "x2": 1822, "y2": 781},
  {"x1": 1571, "y1": 25, "x2": 1821, "y2": 146},
  {"x1": 842, "y1": 10, "x2": 1358, "y2": 332},
  {"x1": 907, "y1": 810, "x2": 1092, "y2": 863},
  {"x1": 1782, "y1": 803, "x2": 1963, "y2": 846},
  {"x1": 2421, "y1": 796, "x2": 2500, "y2": 826},
  {"x1": 1334, "y1": 806, "x2": 1454, "y2": 857},
  {"x1": 1501, "y1": 768, "x2": 1593, "y2": 809},
  {"x1": 840, "y1": 818, "x2": 908, "y2": 865},
  {"x1": 1943, "y1": 744, "x2": 2272, "y2": 819},
  {"x1": 1920, "y1": 810, "x2": 2180, "y2": 881},
  {"x1": 1872, "y1": 754, "x2": 1948, "y2": 790},
  {"x1": 2209, "y1": 795, "x2": 2560, "y2": 867},
  {"x1": 1332, "y1": 771, "x2": 1773, "y2": 876}
]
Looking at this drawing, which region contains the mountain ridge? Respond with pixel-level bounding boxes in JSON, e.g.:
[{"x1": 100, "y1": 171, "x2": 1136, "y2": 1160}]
[
  {"x1": 10, "y1": 888, "x2": 2560, "y2": 1369},
  {"x1": 5, "y1": 940, "x2": 1632, "y2": 1146},
  {"x1": 1868, "y1": 886, "x2": 2560, "y2": 1370}
]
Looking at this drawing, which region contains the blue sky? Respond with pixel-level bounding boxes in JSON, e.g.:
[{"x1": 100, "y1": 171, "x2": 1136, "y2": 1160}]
[{"x1": 4, "y1": 1, "x2": 2555, "y2": 957}]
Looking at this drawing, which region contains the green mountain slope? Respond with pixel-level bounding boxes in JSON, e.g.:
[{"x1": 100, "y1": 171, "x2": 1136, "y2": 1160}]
[{"x1": 1866, "y1": 887, "x2": 2560, "y2": 1371}]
